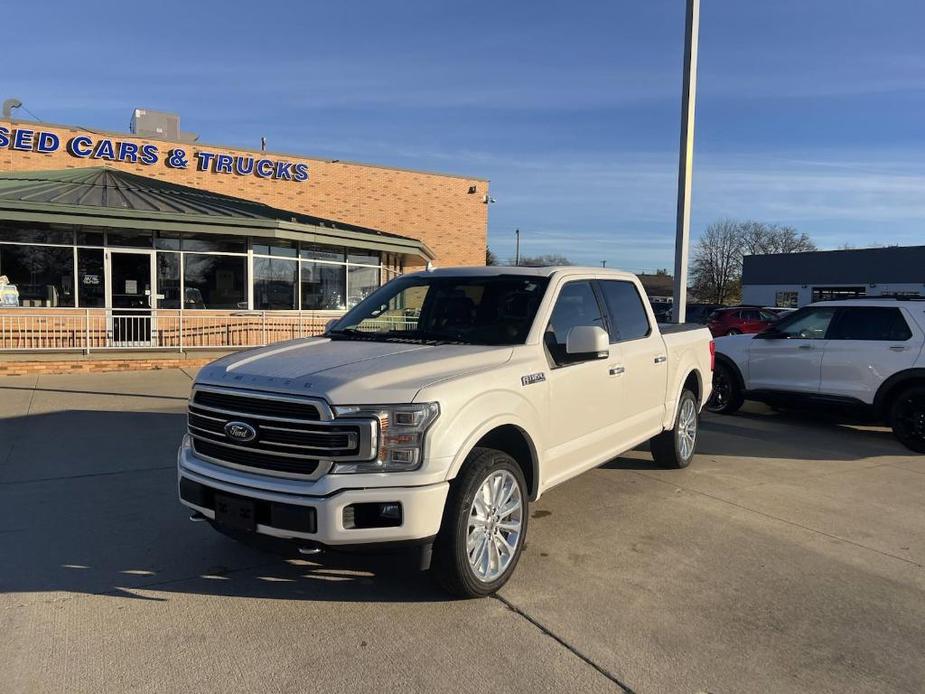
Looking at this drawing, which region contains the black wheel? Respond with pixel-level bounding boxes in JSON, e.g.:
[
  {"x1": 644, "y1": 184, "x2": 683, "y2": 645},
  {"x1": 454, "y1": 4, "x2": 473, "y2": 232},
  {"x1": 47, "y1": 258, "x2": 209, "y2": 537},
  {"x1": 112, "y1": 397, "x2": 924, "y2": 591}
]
[
  {"x1": 432, "y1": 447, "x2": 528, "y2": 598},
  {"x1": 706, "y1": 363, "x2": 744, "y2": 414},
  {"x1": 890, "y1": 385, "x2": 925, "y2": 453},
  {"x1": 651, "y1": 389, "x2": 699, "y2": 469}
]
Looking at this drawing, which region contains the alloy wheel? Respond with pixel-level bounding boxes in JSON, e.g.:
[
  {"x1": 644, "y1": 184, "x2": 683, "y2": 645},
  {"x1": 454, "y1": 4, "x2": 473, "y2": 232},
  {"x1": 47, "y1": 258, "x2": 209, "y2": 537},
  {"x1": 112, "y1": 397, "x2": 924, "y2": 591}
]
[
  {"x1": 677, "y1": 397, "x2": 698, "y2": 460},
  {"x1": 466, "y1": 469, "x2": 524, "y2": 583}
]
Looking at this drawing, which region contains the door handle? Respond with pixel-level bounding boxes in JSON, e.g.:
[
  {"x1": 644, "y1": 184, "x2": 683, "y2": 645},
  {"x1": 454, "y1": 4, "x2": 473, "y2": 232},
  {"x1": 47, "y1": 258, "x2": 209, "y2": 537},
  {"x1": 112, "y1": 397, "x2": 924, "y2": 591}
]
[
  {"x1": 797, "y1": 344, "x2": 813, "y2": 350},
  {"x1": 609, "y1": 366, "x2": 625, "y2": 376},
  {"x1": 654, "y1": 355, "x2": 667, "y2": 364},
  {"x1": 889, "y1": 345, "x2": 908, "y2": 352}
]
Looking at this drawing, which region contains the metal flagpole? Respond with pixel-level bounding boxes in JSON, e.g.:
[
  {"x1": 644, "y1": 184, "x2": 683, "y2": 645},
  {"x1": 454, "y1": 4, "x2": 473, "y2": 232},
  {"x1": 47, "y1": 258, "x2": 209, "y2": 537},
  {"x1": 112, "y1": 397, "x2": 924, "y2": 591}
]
[{"x1": 672, "y1": 0, "x2": 700, "y2": 323}]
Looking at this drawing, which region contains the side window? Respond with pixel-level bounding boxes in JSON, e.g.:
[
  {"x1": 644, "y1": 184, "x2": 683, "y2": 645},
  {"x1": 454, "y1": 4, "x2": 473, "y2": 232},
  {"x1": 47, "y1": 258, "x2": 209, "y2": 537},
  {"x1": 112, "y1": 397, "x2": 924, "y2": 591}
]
[
  {"x1": 759, "y1": 310, "x2": 779, "y2": 322},
  {"x1": 830, "y1": 307, "x2": 913, "y2": 341},
  {"x1": 741, "y1": 309, "x2": 760, "y2": 321},
  {"x1": 599, "y1": 280, "x2": 651, "y2": 342},
  {"x1": 771, "y1": 307, "x2": 837, "y2": 339},
  {"x1": 544, "y1": 281, "x2": 605, "y2": 366}
]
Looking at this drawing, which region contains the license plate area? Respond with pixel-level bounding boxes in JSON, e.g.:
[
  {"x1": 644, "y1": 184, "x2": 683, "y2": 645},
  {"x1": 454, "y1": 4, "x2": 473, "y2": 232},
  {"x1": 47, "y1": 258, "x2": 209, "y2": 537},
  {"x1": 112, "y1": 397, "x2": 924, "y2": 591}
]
[{"x1": 213, "y1": 493, "x2": 257, "y2": 531}]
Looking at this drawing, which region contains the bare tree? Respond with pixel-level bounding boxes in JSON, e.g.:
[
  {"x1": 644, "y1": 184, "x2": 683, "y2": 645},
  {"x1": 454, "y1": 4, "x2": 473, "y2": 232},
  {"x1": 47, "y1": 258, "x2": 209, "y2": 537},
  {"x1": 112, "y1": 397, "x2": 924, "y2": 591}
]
[
  {"x1": 691, "y1": 219, "x2": 815, "y2": 304},
  {"x1": 510, "y1": 253, "x2": 573, "y2": 267},
  {"x1": 485, "y1": 247, "x2": 498, "y2": 266}
]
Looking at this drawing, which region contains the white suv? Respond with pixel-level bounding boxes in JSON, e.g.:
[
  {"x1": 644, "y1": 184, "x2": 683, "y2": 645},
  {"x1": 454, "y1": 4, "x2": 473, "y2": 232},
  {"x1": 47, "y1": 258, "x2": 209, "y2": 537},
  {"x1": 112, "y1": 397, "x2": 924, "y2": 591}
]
[{"x1": 708, "y1": 299, "x2": 925, "y2": 452}]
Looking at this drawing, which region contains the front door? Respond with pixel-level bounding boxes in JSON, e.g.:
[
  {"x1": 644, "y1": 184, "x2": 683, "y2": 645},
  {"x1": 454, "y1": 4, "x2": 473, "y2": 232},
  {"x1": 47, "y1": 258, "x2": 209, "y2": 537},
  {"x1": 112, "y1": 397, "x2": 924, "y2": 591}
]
[
  {"x1": 108, "y1": 250, "x2": 155, "y2": 346},
  {"x1": 746, "y1": 306, "x2": 837, "y2": 393},
  {"x1": 542, "y1": 280, "x2": 622, "y2": 487}
]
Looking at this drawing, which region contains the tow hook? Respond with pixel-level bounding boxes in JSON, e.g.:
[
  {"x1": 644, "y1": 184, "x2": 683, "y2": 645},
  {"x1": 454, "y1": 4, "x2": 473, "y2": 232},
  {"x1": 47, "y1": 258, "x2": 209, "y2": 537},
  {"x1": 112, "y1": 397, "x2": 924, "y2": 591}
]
[{"x1": 189, "y1": 511, "x2": 207, "y2": 522}]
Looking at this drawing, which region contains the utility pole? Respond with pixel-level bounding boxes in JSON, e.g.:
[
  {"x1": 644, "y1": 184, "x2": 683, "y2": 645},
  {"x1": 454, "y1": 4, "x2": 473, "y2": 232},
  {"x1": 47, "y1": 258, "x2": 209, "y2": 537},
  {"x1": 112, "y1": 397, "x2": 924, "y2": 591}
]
[
  {"x1": 514, "y1": 229, "x2": 520, "y2": 266},
  {"x1": 672, "y1": 0, "x2": 700, "y2": 323}
]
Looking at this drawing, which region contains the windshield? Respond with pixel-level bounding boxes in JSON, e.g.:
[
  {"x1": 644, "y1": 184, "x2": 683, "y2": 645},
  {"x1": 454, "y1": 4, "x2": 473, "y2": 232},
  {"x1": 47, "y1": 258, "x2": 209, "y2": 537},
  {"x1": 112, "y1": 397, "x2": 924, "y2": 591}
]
[{"x1": 327, "y1": 274, "x2": 549, "y2": 345}]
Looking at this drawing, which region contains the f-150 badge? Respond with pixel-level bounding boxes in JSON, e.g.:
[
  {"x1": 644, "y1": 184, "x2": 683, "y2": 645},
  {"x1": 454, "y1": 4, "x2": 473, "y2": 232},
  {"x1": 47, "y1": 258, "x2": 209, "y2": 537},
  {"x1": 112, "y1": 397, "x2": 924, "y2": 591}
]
[{"x1": 521, "y1": 372, "x2": 546, "y2": 386}]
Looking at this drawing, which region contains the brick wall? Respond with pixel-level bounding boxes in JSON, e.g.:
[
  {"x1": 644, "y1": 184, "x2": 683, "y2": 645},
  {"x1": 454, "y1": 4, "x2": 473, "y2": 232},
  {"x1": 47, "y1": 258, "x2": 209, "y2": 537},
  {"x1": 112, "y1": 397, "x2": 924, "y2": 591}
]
[{"x1": 1, "y1": 120, "x2": 489, "y2": 268}]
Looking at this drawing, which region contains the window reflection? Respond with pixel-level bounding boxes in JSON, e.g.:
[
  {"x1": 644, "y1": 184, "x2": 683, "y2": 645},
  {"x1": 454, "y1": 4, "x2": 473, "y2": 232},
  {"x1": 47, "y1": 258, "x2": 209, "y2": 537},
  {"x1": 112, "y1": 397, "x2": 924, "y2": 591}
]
[
  {"x1": 0, "y1": 244, "x2": 74, "y2": 307},
  {"x1": 254, "y1": 257, "x2": 297, "y2": 310},
  {"x1": 301, "y1": 261, "x2": 346, "y2": 310},
  {"x1": 183, "y1": 254, "x2": 247, "y2": 309}
]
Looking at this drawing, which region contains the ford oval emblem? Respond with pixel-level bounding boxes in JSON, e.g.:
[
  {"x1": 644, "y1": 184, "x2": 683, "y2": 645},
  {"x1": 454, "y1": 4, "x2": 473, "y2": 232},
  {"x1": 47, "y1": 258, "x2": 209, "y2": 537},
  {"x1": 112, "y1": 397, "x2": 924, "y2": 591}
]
[{"x1": 224, "y1": 421, "x2": 257, "y2": 443}]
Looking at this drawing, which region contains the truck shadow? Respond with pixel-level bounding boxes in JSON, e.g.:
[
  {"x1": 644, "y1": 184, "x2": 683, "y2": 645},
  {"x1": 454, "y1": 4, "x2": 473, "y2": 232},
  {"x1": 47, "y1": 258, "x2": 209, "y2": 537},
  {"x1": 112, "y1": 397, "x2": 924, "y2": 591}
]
[{"x1": 0, "y1": 408, "x2": 446, "y2": 604}]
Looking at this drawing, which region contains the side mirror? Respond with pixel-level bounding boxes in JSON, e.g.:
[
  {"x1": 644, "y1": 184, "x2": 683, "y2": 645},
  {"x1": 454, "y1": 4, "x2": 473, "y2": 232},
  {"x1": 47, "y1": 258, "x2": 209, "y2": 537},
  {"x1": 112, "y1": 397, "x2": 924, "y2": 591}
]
[{"x1": 566, "y1": 325, "x2": 609, "y2": 359}]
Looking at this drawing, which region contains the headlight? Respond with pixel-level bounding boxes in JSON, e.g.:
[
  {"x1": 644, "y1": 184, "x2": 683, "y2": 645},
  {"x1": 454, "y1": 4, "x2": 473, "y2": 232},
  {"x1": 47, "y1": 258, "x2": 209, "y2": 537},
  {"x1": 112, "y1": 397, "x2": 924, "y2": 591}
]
[{"x1": 330, "y1": 402, "x2": 440, "y2": 473}]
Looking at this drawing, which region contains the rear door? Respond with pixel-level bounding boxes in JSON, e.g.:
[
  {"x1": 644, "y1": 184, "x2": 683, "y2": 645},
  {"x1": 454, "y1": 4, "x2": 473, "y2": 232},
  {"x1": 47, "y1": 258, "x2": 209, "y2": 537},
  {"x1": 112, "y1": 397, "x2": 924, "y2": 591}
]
[
  {"x1": 746, "y1": 306, "x2": 837, "y2": 393},
  {"x1": 598, "y1": 280, "x2": 668, "y2": 441},
  {"x1": 820, "y1": 306, "x2": 923, "y2": 403}
]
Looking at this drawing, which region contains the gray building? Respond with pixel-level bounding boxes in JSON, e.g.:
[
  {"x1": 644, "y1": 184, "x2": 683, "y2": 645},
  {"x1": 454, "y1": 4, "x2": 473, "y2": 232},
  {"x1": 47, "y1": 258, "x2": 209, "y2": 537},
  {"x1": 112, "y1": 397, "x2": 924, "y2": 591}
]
[{"x1": 741, "y1": 245, "x2": 925, "y2": 308}]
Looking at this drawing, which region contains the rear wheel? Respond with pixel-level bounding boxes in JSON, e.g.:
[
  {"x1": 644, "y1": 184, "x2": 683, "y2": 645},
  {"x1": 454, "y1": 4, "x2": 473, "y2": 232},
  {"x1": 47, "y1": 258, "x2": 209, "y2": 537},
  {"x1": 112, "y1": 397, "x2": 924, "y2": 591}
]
[
  {"x1": 890, "y1": 385, "x2": 925, "y2": 453},
  {"x1": 651, "y1": 389, "x2": 699, "y2": 469},
  {"x1": 432, "y1": 447, "x2": 528, "y2": 598},
  {"x1": 706, "y1": 363, "x2": 744, "y2": 414}
]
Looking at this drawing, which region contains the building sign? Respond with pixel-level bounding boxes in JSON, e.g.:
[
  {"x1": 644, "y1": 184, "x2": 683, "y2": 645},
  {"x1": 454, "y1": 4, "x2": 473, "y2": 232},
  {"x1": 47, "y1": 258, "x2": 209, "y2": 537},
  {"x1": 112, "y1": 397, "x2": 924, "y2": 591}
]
[{"x1": 0, "y1": 126, "x2": 309, "y2": 182}]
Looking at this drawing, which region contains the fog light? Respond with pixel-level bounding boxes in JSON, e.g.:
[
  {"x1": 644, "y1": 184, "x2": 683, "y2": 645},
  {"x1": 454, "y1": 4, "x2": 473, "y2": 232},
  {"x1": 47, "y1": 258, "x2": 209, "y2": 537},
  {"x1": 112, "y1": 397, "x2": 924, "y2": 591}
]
[{"x1": 343, "y1": 502, "x2": 403, "y2": 529}]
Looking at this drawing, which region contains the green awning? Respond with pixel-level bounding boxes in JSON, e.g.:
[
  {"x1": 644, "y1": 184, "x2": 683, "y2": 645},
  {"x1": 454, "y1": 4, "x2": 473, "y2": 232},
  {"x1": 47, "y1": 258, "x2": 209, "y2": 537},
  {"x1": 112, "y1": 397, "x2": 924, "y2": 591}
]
[{"x1": 0, "y1": 167, "x2": 434, "y2": 260}]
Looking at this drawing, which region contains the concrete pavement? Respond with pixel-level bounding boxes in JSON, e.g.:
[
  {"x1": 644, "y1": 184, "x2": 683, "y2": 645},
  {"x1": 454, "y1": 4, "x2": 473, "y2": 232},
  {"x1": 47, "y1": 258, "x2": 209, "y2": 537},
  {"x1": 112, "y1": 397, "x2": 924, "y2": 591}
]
[{"x1": 1, "y1": 369, "x2": 923, "y2": 693}]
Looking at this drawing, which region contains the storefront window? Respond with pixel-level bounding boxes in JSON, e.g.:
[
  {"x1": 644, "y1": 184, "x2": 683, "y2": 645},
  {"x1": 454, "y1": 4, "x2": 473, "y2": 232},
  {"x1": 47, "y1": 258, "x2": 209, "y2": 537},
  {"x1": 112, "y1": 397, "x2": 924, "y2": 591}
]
[
  {"x1": 347, "y1": 265, "x2": 380, "y2": 307},
  {"x1": 155, "y1": 232, "x2": 181, "y2": 251},
  {"x1": 252, "y1": 238, "x2": 297, "y2": 257},
  {"x1": 301, "y1": 243, "x2": 345, "y2": 263},
  {"x1": 0, "y1": 244, "x2": 75, "y2": 307},
  {"x1": 183, "y1": 233, "x2": 246, "y2": 253},
  {"x1": 157, "y1": 252, "x2": 181, "y2": 308},
  {"x1": 77, "y1": 249, "x2": 105, "y2": 307},
  {"x1": 301, "y1": 261, "x2": 346, "y2": 310},
  {"x1": 348, "y1": 249, "x2": 380, "y2": 266},
  {"x1": 254, "y1": 257, "x2": 297, "y2": 310},
  {"x1": 0, "y1": 221, "x2": 73, "y2": 245},
  {"x1": 183, "y1": 254, "x2": 247, "y2": 309},
  {"x1": 107, "y1": 230, "x2": 154, "y2": 248}
]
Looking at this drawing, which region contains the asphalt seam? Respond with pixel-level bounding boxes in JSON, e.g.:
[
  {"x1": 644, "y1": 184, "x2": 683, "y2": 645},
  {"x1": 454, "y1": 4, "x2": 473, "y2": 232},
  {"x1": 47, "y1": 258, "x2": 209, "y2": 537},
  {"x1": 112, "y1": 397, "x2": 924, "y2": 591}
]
[
  {"x1": 0, "y1": 374, "x2": 39, "y2": 469},
  {"x1": 492, "y1": 593, "x2": 635, "y2": 693},
  {"x1": 631, "y1": 470, "x2": 923, "y2": 569},
  {"x1": 0, "y1": 464, "x2": 175, "y2": 487}
]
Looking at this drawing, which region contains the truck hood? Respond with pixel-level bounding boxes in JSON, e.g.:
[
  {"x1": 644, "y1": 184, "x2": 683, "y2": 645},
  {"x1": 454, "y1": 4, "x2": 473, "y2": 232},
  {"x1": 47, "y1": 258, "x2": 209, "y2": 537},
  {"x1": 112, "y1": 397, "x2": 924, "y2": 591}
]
[{"x1": 195, "y1": 337, "x2": 514, "y2": 404}]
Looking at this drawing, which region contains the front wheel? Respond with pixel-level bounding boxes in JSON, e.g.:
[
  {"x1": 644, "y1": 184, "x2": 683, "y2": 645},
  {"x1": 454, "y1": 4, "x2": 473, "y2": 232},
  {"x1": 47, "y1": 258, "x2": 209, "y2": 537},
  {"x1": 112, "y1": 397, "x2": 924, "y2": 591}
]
[
  {"x1": 651, "y1": 389, "x2": 699, "y2": 468},
  {"x1": 432, "y1": 448, "x2": 529, "y2": 598},
  {"x1": 890, "y1": 385, "x2": 925, "y2": 453}
]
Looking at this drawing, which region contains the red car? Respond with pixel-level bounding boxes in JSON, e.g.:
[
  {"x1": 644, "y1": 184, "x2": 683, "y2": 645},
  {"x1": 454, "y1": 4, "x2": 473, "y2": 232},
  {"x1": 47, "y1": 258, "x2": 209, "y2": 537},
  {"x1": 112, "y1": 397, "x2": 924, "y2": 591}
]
[{"x1": 707, "y1": 306, "x2": 779, "y2": 337}]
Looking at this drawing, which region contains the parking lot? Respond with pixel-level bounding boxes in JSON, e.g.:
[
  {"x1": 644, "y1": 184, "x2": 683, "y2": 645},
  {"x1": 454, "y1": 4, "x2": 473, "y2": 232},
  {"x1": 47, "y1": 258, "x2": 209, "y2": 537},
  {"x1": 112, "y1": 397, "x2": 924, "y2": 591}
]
[{"x1": 1, "y1": 368, "x2": 923, "y2": 694}]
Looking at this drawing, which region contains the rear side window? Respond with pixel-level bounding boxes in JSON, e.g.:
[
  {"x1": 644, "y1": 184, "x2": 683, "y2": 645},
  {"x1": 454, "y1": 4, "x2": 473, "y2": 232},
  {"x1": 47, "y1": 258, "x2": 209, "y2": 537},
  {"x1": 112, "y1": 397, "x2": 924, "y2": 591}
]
[
  {"x1": 830, "y1": 307, "x2": 913, "y2": 341},
  {"x1": 772, "y1": 307, "x2": 837, "y2": 339},
  {"x1": 599, "y1": 280, "x2": 651, "y2": 342}
]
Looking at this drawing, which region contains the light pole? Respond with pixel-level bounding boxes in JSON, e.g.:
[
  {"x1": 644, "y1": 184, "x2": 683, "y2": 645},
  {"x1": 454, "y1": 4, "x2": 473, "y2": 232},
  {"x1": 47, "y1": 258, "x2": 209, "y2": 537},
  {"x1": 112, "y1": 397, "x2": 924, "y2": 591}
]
[
  {"x1": 672, "y1": 0, "x2": 700, "y2": 323},
  {"x1": 514, "y1": 229, "x2": 521, "y2": 266},
  {"x1": 601, "y1": 260, "x2": 607, "y2": 268}
]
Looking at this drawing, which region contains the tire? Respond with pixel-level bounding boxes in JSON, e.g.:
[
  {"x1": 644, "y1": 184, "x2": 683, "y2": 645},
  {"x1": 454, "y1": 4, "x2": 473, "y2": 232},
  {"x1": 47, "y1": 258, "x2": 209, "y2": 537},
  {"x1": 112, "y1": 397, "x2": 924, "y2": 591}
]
[
  {"x1": 889, "y1": 385, "x2": 925, "y2": 454},
  {"x1": 651, "y1": 389, "x2": 699, "y2": 469},
  {"x1": 432, "y1": 447, "x2": 529, "y2": 598},
  {"x1": 706, "y1": 362, "x2": 744, "y2": 414},
  {"x1": 726, "y1": 328, "x2": 742, "y2": 336}
]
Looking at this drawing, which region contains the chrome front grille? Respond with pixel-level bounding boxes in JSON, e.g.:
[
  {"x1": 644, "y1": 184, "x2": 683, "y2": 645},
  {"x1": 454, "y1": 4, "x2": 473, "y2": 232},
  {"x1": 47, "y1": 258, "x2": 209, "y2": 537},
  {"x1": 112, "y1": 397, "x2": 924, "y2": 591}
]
[{"x1": 187, "y1": 386, "x2": 377, "y2": 479}]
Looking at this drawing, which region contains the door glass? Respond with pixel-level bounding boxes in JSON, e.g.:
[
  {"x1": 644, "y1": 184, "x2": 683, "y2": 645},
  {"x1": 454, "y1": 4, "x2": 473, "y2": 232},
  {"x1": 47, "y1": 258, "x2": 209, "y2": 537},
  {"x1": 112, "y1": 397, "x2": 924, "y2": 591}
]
[
  {"x1": 110, "y1": 253, "x2": 151, "y2": 309},
  {"x1": 771, "y1": 307, "x2": 836, "y2": 339},
  {"x1": 77, "y1": 249, "x2": 105, "y2": 307},
  {"x1": 545, "y1": 281, "x2": 604, "y2": 366},
  {"x1": 829, "y1": 308, "x2": 912, "y2": 341},
  {"x1": 599, "y1": 280, "x2": 650, "y2": 342},
  {"x1": 157, "y1": 252, "x2": 181, "y2": 308}
]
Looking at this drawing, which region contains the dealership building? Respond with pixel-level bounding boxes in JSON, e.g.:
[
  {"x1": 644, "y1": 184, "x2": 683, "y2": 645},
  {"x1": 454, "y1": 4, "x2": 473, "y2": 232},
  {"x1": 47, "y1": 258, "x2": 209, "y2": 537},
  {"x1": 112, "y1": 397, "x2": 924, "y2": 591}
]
[
  {"x1": 0, "y1": 110, "x2": 488, "y2": 352},
  {"x1": 741, "y1": 245, "x2": 925, "y2": 308}
]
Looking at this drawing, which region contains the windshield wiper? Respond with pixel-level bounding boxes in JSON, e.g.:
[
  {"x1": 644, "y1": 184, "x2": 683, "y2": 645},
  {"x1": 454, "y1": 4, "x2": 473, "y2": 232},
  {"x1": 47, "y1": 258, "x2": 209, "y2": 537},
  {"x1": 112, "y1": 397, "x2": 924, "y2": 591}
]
[{"x1": 327, "y1": 327, "x2": 471, "y2": 345}]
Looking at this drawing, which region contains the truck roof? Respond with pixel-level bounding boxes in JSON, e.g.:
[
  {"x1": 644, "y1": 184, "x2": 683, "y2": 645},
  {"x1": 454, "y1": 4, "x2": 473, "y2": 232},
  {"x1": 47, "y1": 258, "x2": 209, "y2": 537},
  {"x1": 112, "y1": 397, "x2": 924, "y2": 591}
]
[{"x1": 413, "y1": 265, "x2": 640, "y2": 281}]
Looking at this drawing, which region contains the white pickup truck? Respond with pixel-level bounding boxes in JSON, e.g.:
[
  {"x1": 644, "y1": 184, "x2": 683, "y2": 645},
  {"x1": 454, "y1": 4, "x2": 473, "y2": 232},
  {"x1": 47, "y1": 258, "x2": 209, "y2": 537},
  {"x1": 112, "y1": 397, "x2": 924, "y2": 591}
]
[
  {"x1": 708, "y1": 298, "x2": 925, "y2": 452},
  {"x1": 178, "y1": 266, "x2": 713, "y2": 596}
]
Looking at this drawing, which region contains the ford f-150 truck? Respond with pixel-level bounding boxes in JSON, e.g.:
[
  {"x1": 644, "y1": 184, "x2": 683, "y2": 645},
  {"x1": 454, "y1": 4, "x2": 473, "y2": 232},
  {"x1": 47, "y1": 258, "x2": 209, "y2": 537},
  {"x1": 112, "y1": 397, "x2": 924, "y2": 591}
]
[{"x1": 178, "y1": 267, "x2": 714, "y2": 597}]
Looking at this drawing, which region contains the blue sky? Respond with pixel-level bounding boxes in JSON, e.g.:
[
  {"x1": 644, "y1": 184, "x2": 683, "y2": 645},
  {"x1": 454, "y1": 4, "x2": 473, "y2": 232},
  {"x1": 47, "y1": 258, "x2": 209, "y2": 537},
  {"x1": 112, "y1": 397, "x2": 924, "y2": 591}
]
[{"x1": 6, "y1": 0, "x2": 925, "y2": 269}]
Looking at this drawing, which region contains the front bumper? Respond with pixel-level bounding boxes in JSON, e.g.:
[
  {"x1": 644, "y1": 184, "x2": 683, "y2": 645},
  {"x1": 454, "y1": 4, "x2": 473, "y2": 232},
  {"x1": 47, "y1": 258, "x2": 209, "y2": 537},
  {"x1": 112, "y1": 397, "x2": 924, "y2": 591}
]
[{"x1": 177, "y1": 438, "x2": 449, "y2": 546}]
